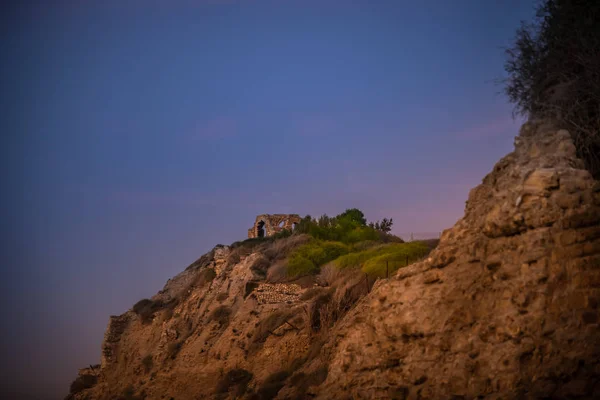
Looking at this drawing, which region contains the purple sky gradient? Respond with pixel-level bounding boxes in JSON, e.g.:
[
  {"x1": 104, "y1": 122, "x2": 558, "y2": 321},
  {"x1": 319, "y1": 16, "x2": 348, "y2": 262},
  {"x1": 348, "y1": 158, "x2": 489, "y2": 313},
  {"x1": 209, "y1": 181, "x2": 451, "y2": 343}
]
[{"x1": 1, "y1": 0, "x2": 534, "y2": 398}]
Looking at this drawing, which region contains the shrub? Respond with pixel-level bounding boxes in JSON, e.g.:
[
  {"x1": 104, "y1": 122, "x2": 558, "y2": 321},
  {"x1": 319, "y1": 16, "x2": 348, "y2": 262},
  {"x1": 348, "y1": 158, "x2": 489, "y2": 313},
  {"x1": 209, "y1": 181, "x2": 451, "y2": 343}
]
[
  {"x1": 361, "y1": 242, "x2": 429, "y2": 277},
  {"x1": 266, "y1": 261, "x2": 287, "y2": 283},
  {"x1": 142, "y1": 354, "x2": 153, "y2": 373},
  {"x1": 215, "y1": 368, "x2": 253, "y2": 396},
  {"x1": 317, "y1": 264, "x2": 342, "y2": 286},
  {"x1": 308, "y1": 292, "x2": 334, "y2": 333},
  {"x1": 294, "y1": 209, "x2": 390, "y2": 244},
  {"x1": 333, "y1": 242, "x2": 429, "y2": 277},
  {"x1": 300, "y1": 287, "x2": 327, "y2": 301},
  {"x1": 196, "y1": 268, "x2": 216, "y2": 286},
  {"x1": 208, "y1": 305, "x2": 232, "y2": 326},
  {"x1": 69, "y1": 374, "x2": 97, "y2": 395},
  {"x1": 308, "y1": 269, "x2": 367, "y2": 333},
  {"x1": 259, "y1": 234, "x2": 311, "y2": 261},
  {"x1": 287, "y1": 240, "x2": 350, "y2": 277},
  {"x1": 287, "y1": 255, "x2": 318, "y2": 277},
  {"x1": 132, "y1": 299, "x2": 163, "y2": 324},
  {"x1": 227, "y1": 251, "x2": 241, "y2": 265},
  {"x1": 503, "y1": 0, "x2": 600, "y2": 178},
  {"x1": 249, "y1": 255, "x2": 270, "y2": 277}
]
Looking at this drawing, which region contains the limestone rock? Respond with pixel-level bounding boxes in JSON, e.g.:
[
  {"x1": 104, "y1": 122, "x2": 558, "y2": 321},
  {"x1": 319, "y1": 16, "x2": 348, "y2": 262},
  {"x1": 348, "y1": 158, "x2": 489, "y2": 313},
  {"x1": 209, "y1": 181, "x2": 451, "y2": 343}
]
[{"x1": 309, "y1": 121, "x2": 600, "y2": 399}]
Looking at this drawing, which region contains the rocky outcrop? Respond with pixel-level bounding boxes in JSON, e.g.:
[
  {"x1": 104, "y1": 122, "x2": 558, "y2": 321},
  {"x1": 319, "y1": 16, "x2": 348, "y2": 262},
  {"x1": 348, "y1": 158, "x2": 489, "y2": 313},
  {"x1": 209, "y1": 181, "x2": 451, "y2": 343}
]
[
  {"x1": 305, "y1": 121, "x2": 600, "y2": 399},
  {"x1": 70, "y1": 120, "x2": 599, "y2": 400}
]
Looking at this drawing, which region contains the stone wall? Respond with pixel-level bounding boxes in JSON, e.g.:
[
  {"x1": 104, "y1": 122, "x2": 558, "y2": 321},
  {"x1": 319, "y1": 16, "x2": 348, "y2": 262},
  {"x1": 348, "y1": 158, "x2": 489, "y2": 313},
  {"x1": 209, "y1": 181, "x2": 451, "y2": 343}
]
[{"x1": 247, "y1": 214, "x2": 301, "y2": 238}]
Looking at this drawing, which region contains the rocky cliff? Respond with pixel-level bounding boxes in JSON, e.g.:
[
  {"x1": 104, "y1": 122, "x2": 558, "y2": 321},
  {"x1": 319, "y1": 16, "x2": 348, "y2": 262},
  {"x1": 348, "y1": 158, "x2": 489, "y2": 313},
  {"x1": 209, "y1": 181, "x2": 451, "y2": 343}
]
[{"x1": 70, "y1": 120, "x2": 600, "y2": 399}]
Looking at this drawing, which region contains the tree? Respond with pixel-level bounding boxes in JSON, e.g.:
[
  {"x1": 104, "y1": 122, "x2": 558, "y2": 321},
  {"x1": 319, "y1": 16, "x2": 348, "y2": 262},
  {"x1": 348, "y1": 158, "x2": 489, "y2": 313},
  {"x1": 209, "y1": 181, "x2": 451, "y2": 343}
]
[
  {"x1": 336, "y1": 208, "x2": 367, "y2": 226},
  {"x1": 370, "y1": 218, "x2": 393, "y2": 233},
  {"x1": 503, "y1": 0, "x2": 600, "y2": 178}
]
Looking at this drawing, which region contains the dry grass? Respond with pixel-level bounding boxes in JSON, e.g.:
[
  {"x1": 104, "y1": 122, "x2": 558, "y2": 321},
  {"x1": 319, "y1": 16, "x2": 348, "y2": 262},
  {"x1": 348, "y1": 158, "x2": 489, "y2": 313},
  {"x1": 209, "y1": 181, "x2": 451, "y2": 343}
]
[
  {"x1": 316, "y1": 264, "x2": 342, "y2": 286},
  {"x1": 266, "y1": 261, "x2": 287, "y2": 283},
  {"x1": 300, "y1": 287, "x2": 328, "y2": 301},
  {"x1": 249, "y1": 255, "x2": 270, "y2": 277},
  {"x1": 308, "y1": 269, "x2": 367, "y2": 333},
  {"x1": 258, "y1": 234, "x2": 311, "y2": 261}
]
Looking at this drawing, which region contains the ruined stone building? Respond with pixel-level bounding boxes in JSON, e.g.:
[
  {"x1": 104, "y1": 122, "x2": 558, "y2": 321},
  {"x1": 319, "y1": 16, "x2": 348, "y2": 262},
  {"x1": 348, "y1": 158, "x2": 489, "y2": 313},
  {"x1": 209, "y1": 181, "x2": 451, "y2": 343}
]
[{"x1": 247, "y1": 214, "x2": 301, "y2": 238}]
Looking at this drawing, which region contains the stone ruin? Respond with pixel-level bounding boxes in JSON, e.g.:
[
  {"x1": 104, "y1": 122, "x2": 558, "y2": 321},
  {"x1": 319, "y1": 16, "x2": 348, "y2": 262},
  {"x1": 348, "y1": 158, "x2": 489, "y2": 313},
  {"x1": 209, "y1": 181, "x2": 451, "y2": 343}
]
[{"x1": 247, "y1": 214, "x2": 301, "y2": 238}]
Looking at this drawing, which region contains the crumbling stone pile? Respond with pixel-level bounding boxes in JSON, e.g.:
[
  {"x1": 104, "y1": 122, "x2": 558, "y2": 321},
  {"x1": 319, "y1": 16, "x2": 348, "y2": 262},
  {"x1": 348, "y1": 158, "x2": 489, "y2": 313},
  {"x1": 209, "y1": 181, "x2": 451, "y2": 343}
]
[{"x1": 254, "y1": 283, "x2": 302, "y2": 304}]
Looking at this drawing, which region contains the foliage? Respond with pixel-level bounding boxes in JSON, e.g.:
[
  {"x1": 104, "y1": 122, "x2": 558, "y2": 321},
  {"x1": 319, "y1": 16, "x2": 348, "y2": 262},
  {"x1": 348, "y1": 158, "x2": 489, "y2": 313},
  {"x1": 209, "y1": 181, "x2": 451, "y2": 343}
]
[
  {"x1": 68, "y1": 374, "x2": 97, "y2": 395},
  {"x1": 503, "y1": 0, "x2": 600, "y2": 177},
  {"x1": 293, "y1": 208, "x2": 387, "y2": 244},
  {"x1": 336, "y1": 208, "x2": 367, "y2": 226},
  {"x1": 287, "y1": 240, "x2": 350, "y2": 277},
  {"x1": 249, "y1": 255, "x2": 270, "y2": 277},
  {"x1": 132, "y1": 299, "x2": 163, "y2": 324},
  {"x1": 333, "y1": 242, "x2": 430, "y2": 277},
  {"x1": 362, "y1": 242, "x2": 429, "y2": 277},
  {"x1": 369, "y1": 218, "x2": 393, "y2": 233}
]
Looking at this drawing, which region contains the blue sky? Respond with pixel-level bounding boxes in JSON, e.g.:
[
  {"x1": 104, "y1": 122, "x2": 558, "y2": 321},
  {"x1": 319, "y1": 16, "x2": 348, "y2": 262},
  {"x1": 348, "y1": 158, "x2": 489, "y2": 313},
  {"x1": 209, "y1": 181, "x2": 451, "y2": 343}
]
[{"x1": 1, "y1": 0, "x2": 534, "y2": 398}]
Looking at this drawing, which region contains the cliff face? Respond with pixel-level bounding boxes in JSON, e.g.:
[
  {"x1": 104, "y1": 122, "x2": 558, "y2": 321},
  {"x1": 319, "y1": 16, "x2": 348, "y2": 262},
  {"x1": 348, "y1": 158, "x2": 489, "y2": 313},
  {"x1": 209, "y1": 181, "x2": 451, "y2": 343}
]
[
  {"x1": 304, "y1": 121, "x2": 600, "y2": 399},
  {"x1": 71, "y1": 121, "x2": 600, "y2": 400}
]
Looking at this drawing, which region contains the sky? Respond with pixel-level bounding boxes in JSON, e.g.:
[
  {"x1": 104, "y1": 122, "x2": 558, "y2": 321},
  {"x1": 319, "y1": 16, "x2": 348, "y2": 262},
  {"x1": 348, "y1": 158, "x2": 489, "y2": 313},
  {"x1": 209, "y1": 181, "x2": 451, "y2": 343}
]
[{"x1": 1, "y1": 0, "x2": 535, "y2": 398}]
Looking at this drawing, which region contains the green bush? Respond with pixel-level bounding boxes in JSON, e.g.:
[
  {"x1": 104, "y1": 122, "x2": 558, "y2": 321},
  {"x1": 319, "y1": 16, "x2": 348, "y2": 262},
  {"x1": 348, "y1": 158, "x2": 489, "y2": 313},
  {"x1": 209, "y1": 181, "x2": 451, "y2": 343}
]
[
  {"x1": 287, "y1": 240, "x2": 350, "y2": 277},
  {"x1": 333, "y1": 242, "x2": 429, "y2": 277},
  {"x1": 293, "y1": 208, "x2": 390, "y2": 244},
  {"x1": 362, "y1": 242, "x2": 429, "y2": 277},
  {"x1": 288, "y1": 255, "x2": 317, "y2": 277}
]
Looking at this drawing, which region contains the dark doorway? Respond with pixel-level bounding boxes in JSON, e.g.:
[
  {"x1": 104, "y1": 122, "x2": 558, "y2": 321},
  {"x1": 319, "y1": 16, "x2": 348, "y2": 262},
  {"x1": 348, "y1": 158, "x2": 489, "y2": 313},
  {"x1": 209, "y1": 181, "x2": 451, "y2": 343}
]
[{"x1": 257, "y1": 221, "x2": 266, "y2": 237}]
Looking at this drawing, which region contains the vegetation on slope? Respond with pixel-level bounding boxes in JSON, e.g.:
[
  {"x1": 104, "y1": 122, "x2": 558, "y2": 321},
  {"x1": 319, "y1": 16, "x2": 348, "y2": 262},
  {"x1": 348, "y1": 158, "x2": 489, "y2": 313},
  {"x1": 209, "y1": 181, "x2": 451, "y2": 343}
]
[
  {"x1": 285, "y1": 208, "x2": 433, "y2": 278},
  {"x1": 503, "y1": 0, "x2": 600, "y2": 178}
]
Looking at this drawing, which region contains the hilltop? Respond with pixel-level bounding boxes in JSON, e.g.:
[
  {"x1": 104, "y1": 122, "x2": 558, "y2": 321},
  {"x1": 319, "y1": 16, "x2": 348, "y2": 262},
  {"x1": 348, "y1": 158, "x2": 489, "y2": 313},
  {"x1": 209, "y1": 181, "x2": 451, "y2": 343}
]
[{"x1": 67, "y1": 120, "x2": 600, "y2": 399}]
